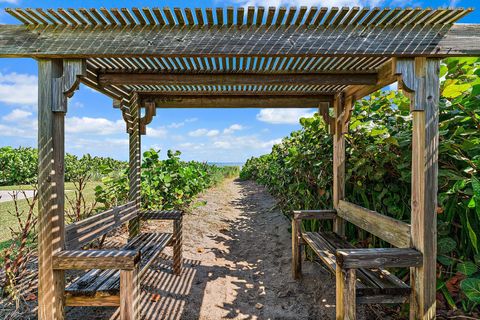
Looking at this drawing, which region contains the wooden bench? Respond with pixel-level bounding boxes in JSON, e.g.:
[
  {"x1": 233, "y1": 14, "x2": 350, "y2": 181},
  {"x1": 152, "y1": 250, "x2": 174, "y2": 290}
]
[
  {"x1": 292, "y1": 200, "x2": 422, "y2": 319},
  {"x1": 52, "y1": 201, "x2": 183, "y2": 320}
]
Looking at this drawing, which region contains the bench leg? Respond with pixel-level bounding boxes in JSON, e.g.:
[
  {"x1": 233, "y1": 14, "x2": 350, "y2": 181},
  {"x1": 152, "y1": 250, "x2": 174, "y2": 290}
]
[
  {"x1": 292, "y1": 219, "x2": 302, "y2": 279},
  {"x1": 173, "y1": 217, "x2": 182, "y2": 275},
  {"x1": 120, "y1": 266, "x2": 140, "y2": 320},
  {"x1": 336, "y1": 267, "x2": 356, "y2": 320}
]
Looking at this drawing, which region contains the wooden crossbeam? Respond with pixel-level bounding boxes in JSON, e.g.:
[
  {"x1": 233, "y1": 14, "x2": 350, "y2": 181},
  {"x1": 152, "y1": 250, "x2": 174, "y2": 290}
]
[
  {"x1": 99, "y1": 72, "x2": 378, "y2": 86},
  {"x1": 0, "y1": 24, "x2": 479, "y2": 58},
  {"x1": 141, "y1": 94, "x2": 333, "y2": 108}
]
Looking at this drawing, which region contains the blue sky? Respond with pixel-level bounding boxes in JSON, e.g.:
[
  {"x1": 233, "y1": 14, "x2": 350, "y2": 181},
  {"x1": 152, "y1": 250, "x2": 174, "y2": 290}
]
[{"x1": 0, "y1": 0, "x2": 478, "y2": 162}]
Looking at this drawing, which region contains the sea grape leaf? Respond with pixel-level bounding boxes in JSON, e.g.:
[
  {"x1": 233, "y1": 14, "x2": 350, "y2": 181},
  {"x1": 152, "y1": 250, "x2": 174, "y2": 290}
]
[
  {"x1": 460, "y1": 278, "x2": 480, "y2": 303},
  {"x1": 437, "y1": 237, "x2": 457, "y2": 255},
  {"x1": 457, "y1": 261, "x2": 478, "y2": 276}
]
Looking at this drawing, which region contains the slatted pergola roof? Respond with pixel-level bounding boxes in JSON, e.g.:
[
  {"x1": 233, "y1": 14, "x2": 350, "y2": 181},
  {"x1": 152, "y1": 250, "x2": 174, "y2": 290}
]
[
  {"x1": 1, "y1": 7, "x2": 480, "y2": 320},
  {"x1": 1, "y1": 6, "x2": 479, "y2": 108}
]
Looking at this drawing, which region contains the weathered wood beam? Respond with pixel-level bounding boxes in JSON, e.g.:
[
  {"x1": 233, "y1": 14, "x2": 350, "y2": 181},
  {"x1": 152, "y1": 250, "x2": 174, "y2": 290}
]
[
  {"x1": 337, "y1": 200, "x2": 411, "y2": 248},
  {"x1": 336, "y1": 248, "x2": 423, "y2": 269},
  {"x1": 293, "y1": 209, "x2": 337, "y2": 220},
  {"x1": 52, "y1": 250, "x2": 140, "y2": 270},
  {"x1": 0, "y1": 24, "x2": 479, "y2": 57},
  {"x1": 139, "y1": 100, "x2": 156, "y2": 135},
  {"x1": 99, "y1": 73, "x2": 378, "y2": 86},
  {"x1": 143, "y1": 94, "x2": 333, "y2": 108},
  {"x1": 344, "y1": 60, "x2": 397, "y2": 100}
]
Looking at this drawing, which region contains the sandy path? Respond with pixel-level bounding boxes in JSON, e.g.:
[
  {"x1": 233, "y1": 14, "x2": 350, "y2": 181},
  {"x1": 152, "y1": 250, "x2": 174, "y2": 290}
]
[
  {"x1": 62, "y1": 179, "x2": 370, "y2": 319},
  {"x1": 154, "y1": 178, "x2": 347, "y2": 320}
]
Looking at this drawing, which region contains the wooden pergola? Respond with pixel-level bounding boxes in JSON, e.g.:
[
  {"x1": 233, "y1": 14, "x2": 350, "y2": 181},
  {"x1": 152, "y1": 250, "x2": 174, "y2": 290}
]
[{"x1": 1, "y1": 6, "x2": 479, "y2": 320}]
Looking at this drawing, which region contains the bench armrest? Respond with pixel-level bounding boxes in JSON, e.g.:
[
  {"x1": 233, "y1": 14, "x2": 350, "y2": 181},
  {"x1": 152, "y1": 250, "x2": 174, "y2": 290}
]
[
  {"x1": 141, "y1": 210, "x2": 183, "y2": 221},
  {"x1": 293, "y1": 209, "x2": 337, "y2": 220},
  {"x1": 335, "y1": 248, "x2": 422, "y2": 269},
  {"x1": 53, "y1": 249, "x2": 141, "y2": 270}
]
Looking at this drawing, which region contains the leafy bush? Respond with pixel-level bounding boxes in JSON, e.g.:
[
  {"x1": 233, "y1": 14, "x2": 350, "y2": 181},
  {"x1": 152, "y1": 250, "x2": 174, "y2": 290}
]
[
  {"x1": 95, "y1": 149, "x2": 239, "y2": 210},
  {"x1": 241, "y1": 57, "x2": 480, "y2": 312},
  {"x1": 0, "y1": 147, "x2": 127, "y2": 186}
]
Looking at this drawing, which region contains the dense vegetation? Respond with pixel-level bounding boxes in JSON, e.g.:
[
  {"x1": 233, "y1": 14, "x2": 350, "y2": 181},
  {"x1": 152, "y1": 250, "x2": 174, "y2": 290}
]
[
  {"x1": 240, "y1": 57, "x2": 480, "y2": 313},
  {"x1": 95, "y1": 149, "x2": 239, "y2": 210},
  {"x1": 0, "y1": 146, "x2": 127, "y2": 185}
]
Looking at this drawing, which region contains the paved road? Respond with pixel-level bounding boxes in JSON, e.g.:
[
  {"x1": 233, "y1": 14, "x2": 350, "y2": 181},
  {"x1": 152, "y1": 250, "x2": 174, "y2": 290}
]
[{"x1": 0, "y1": 190, "x2": 36, "y2": 203}]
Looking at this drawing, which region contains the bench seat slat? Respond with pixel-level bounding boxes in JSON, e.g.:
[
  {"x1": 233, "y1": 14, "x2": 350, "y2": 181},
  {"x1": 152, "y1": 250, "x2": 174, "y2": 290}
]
[
  {"x1": 66, "y1": 232, "x2": 172, "y2": 297},
  {"x1": 301, "y1": 231, "x2": 411, "y2": 301}
]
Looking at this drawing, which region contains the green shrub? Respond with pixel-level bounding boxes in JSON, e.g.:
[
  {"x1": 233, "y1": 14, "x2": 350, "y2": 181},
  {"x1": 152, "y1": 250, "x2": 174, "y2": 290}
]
[
  {"x1": 95, "y1": 149, "x2": 239, "y2": 210},
  {"x1": 0, "y1": 147, "x2": 127, "y2": 186},
  {"x1": 241, "y1": 57, "x2": 480, "y2": 312}
]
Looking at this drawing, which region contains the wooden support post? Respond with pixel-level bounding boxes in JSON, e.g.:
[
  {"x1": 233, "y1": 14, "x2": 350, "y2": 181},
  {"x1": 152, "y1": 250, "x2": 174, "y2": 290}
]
[
  {"x1": 344, "y1": 269, "x2": 356, "y2": 320},
  {"x1": 397, "y1": 58, "x2": 440, "y2": 320},
  {"x1": 120, "y1": 265, "x2": 140, "y2": 320},
  {"x1": 38, "y1": 59, "x2": 65, "y2": 320},
  {"x1": 37, "y1": 58, "x2": 84, "y2": 320},
  {"x1": 128, "y1": 95, "x2": 142, "y2": 238},
  {"x1": 336, "y1": 267, "x2": 356, "y2": 320},
  {"x1": 335, "y1": 267, "x2": 345, "y2": 320},
  {"x1": 291, "y1": 217, "x2": 302, "y2": 279},
  {"x1": 333, "y1": 94, "x2": 346, "y2": 236},
  {"x1": 173, "y1": 216, "x2": 183, "y2": 275}
]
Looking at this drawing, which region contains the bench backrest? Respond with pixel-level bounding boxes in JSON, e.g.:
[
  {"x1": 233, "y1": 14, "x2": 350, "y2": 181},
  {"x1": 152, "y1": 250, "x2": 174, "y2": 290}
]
[
  {"x1": 336, "y1": 200, "x2": 411, "y2": 248},
  {"x1": 65, "y1": 201, "x2": 139, "y2": 250}
]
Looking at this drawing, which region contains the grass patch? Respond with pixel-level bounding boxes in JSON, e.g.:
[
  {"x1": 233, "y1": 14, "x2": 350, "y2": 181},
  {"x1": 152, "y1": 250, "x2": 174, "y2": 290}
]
[{"x1": 0, "y1": 181, "x2": 100, "y2": 244}]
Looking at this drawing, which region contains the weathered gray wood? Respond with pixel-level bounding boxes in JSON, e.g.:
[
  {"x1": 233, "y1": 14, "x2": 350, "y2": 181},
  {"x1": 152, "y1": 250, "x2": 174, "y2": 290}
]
[
  {"x1": 37, "y1": 59, "x2": 65, "y2": 320},
  {"x1": 343, "y1": 268, "x2": 356, "y2": 320},
  {"x1": 337, "y1": 200, "x2": 411, "y2": 248},
  {"x1": 65, "y1": 232, "x2": 172, "y2": 297},
  {"x1": 0, "y1": 24, "x2": 479, "y2": 58},
  {"x1": 52, "y1": 59, "x2": 86, "y2": 112},
  {"x1": 145, "y1": 94, "x2": 333, "y2": 109},
  {"x1": 293, "y1": 209, "x2": 337, "y2": 220},
  {"x1": 128, "y1": 94, "x2": 141, "y2": 238},
  {"x1": 333, "y1": 94, "x2": 345, "y2": 236},
  {"x1": 139, "y1": 100, "x2": 156, "y2": 135},
  {"x1": 357, "y1": 294, "x2": 408, "y2": 304},
  {"x1": 173, "y1": 216, "x2": 183, "y2": 275},
  {"x1": 335, "y1": 248, "x2": 423, "y2": 269},
  {"x1": 99, "y1": 72, "x2": 378, "y2": 86},
  {"x1": 120, "y1": 265, "x2": 140, "y2": 320},
  {"x1": 65, "y1": 201, "x2": 138, "y2": 250},
  {"x1": 53, "y1": 250, "x2": 140, "y2": 270},
  {"x1": 345, "y1": 61, "x2": 397, "y2": 100},
  {"x1": 291, "y1": 218, "x2": 302, "y2": 279},
  {"x1": 141, "y1": 210, "x2": 183, "y2": 220},
  {"x1": 408, "y1": 58, "x2": 440, "y2": 320},
  {"x1": 301, "y1": 231, "x2": 411, "y2": 298}
]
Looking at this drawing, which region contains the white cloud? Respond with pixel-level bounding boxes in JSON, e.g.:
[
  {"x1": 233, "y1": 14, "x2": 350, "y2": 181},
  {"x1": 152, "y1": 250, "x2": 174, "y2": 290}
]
[
  {"x1": 189, "y1": 128, "x2": 208, "y2": 137},
  {"x1": 0, "y1": 124, "x2": 34, "y2": 137},
  {"x1": 65, "y1": 117, "x2": 125, "y2": 135},
  {"x1": 211, "y1": 135, "x2": 281, "y2": 150},
  {"x1": 223, "y1": 124, "x2": 244, "y2": 134},
  {"x1": 0, "y1": 72, "x2": 38, "y2": 106},
  {"x1": 256, "y1": 109, "x2": 315, "y2": 125},
  {"x1": 188, "y1": 128, "x2": 220, "y2": 137},
  {"x1": 0, "y1": 0, "x2": 21, "y2": 3},
  {"x1": 147, "y1": 126, "x2": 168, "y2": 138},
  {"x1": 167, "y1": 117, "x2": 198, "y2": 129},
  {"x1": 2, "y1": 109, "x2": 32, "y2": 122},
  {"x1": 206, "y1": 129, "x2": 220, "y2": 137}
]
